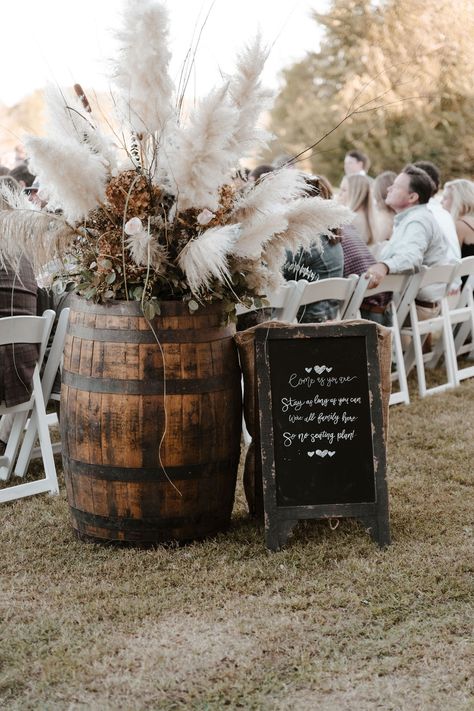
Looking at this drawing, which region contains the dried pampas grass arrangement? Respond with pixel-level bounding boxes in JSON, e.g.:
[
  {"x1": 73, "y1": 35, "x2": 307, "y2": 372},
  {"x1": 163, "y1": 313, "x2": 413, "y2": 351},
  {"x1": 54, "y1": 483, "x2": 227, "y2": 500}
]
[{"x1": 0, "y1": 0, "x2": 352, "y2": 318}]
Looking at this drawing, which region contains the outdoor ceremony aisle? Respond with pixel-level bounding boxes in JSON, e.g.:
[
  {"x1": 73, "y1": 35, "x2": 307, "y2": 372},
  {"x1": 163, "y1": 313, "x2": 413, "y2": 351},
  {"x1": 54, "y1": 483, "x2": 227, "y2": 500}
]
[{"x1": 1, "y1": 376, "x2": 473, "y2": 710}]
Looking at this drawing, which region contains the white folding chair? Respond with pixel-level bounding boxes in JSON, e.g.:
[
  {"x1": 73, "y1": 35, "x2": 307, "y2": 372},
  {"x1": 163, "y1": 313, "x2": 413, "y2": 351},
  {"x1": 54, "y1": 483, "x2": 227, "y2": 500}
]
[
  {"x1": 235, "y1": 280, "x2": 303, "y2": 324},
  {"x1": 236, "y1": 283, "x2": 303, "y2": 444},
  {"x1": 291, "y1": 275, "x2": 358, "y2": 323},
  {"x1": 266, "y1": 280, "x2": 305, "y2": 322},
  {"x1": 399, "y1": 264, "x2": 458, "y2": 397},
  {"x1": 15, "y1": 308, "x2": 70, "y2": 477},
  {"x1": 0, "y1": 310, "x2": 59, "y2": 503},
  {"x1": 441, "y1": 256, "x2": 474, "y2": 383},
  {"x1": 343, "y1": 272, "x2": 412, "y2": 405}
]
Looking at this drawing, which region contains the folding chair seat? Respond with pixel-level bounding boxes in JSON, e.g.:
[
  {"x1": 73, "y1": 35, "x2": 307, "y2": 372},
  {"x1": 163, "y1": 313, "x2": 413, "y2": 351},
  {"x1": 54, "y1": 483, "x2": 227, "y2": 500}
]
[
  {"x1": 291, "y1": 275, "x2": 358, "y2": 323},
  {"x1": 0, "y1": 310, "x2": 59, "y2": 503},
  {"x1": 15, "y1": 308, "x2": 70, "y2": 477},
  {"x1": 399, "y1": 264, "x2": 458, "y2": 397},
  {"x1": 343, "y1": 272, "x2": 412, "y2": 405}
]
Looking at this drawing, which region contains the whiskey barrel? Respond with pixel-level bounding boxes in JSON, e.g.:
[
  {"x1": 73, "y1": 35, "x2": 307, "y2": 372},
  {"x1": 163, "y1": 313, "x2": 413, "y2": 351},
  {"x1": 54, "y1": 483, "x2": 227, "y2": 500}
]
[{"x1": 60, "y1": 296, "x2": 242, "y2": 544}]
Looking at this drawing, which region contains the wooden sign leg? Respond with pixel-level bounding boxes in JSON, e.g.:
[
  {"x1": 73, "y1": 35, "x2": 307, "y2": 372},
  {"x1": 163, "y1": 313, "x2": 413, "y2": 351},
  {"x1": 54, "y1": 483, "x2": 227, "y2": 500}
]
[
  {"x1": 360, "y1": 516, "x2": 391, "y2": 548},
  {"x1": 265, "y1": 518, "x2": 298, "y2": 551}
]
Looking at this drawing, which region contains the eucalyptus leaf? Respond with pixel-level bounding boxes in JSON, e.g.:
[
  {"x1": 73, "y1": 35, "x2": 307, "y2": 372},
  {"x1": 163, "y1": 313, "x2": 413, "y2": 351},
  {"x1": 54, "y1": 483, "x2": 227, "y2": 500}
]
[{"x1": 142, "y1": 300, "x2": 156, "y2": 320}]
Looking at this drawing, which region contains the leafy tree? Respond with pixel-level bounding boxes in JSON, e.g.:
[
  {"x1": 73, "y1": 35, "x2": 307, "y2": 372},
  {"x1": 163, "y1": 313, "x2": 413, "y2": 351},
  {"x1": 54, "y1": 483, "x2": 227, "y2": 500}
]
[{"x1": 270, "y1": 0, "x2": 474, "y2": 185}]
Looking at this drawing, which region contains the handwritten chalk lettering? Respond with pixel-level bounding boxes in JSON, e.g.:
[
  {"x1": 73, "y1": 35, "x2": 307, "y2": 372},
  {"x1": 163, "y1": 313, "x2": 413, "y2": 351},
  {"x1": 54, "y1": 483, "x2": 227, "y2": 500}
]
[
  {"x1": 316, "y1": 375, "x2": 358, "y2": 387},
  {"x1": 317, "y1": 411, "x2": 340, "y2": 425},
  {"x1": 288, "y1": 414, "x2": 304, "y2": 423},
  {"x1": 337, "y1": 429, "x2": 356, "y2": 441},
  {"x1": 342, "y1": 411, "x2": 357, "y2": 423},
  {"x1": 289, "y1": 373, "x2": 315, "y2": 389},
  {"x1": 283, "y1": 431, "x2": 336, "y2": 446},
  {"x1": 281, "y1": 394, "x2": 345, "y2": 413}
]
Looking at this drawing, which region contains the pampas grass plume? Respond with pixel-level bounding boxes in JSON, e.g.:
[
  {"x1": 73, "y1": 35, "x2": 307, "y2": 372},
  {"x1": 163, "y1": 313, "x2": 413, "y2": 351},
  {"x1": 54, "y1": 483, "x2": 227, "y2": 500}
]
[
  {"x1": 166, "y1": 86, "x2": 240, "y2": 212},
  {"x1": 113, "y1": 0, "x2": 174, "y2": 136},
  {"x1": 26, "y1": 135, "x2": 107, "y2": 222},
  {"x1": 228, "y1": 34, "x2": 273, "y2": 156},
  {"x1": 178, "y1": 224, "x2": 240, "y2": 296}
]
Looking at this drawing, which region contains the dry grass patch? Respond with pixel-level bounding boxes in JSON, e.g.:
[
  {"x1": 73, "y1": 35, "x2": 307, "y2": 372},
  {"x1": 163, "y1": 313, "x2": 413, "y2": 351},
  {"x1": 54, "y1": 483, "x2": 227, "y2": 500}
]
[{"x1": 1, "y1": 374, "x2": 473, "y2": 710}]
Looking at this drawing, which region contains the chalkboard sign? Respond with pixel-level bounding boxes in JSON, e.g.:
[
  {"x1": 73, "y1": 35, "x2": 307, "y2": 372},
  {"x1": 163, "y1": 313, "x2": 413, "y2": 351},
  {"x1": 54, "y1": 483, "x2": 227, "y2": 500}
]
[{"x1": 255, "y1": 322, "x2": 390, "y2": 551}]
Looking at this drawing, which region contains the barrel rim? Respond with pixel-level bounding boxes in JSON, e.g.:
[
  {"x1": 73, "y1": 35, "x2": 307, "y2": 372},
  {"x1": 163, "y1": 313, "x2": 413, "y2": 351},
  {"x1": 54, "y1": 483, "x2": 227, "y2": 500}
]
[{"x1": 67, "y1": 294, "x2": 233, "y2": 318}]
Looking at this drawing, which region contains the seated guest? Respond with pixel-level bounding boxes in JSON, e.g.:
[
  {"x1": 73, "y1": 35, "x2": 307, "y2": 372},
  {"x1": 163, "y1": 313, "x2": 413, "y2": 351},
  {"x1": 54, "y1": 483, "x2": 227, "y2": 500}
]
[
  {"x1": 248, "y1": 164, "x2": 274, "y2": 182},
  {"x1": 343, "y1": 149, "x2": 370, "y2": 177},
  {"x1": 441, "y1": 179, "x2": 474, "y2": 263},
  {"x1": 341, "y1": 226, "x2": 392, "y2": 327},
  {"x1": 282, "y1": 175, "x2": 344, "y2": 322},
  {"x1": 366, "y1": 165, "x2": 449, "y2": 322},
  {"x1": 338, "y1": 174, "x2": 374, "y2": 245},
  {"x1": 9, "y1": 162, "x2": 36, "y2": 189},
  {"x1": 370, "y1": 171, "x2": 396, "y2": 246},
  {"x1": 0, "y1": 190, "x2": 40, "y2": 452},
  {"x1": 0, "y1": 256, "x2": 39, "y2": 452}
]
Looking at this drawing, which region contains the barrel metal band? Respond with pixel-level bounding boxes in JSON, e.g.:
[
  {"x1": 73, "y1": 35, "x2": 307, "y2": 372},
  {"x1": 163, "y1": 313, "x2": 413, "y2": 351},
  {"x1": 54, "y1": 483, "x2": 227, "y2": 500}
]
[
  {"x1": 68, "y1": 323, "x2": 234, "y2": 343},
  {"x1": 64, "y1": 457, "x2": 239, "y2": 482},
  {"x1": 62, "y1": 370, "x2": 238, "y2": 394},
  {"x1": 70, "y1": 506, "x2": 225, "y2": 532}
]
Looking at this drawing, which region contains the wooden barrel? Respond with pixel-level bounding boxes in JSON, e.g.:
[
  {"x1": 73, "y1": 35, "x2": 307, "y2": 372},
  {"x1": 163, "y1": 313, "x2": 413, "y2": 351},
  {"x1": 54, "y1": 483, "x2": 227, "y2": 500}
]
[{"x1": 60, "y1": 296, "x2": 242, "y2": 544}]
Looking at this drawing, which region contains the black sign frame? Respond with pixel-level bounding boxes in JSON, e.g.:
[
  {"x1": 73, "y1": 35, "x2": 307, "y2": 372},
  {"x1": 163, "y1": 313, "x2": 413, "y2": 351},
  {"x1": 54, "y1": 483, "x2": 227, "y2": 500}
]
[{"x1": 255, "y1": 322, "x2": 390, "y2": 551}]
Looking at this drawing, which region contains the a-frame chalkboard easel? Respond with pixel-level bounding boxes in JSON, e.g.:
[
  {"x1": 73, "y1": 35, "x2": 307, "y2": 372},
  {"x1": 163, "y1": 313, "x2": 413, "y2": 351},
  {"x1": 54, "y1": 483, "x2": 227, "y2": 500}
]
[{"x1": 255, "y1": 322, "x2": 390, "y2": 551}]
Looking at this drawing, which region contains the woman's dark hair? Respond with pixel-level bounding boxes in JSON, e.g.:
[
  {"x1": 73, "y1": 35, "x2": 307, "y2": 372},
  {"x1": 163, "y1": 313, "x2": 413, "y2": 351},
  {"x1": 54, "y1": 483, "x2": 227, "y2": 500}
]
[
  {"x1": 249, "y1": 164, "x2": 274, "y2": 181},
  {"x1": 303, "y1": 174, "x2": 333, "y2": 200},
  {"x1": 304, "y1": 174, "x2": 341, "y2": 243}
]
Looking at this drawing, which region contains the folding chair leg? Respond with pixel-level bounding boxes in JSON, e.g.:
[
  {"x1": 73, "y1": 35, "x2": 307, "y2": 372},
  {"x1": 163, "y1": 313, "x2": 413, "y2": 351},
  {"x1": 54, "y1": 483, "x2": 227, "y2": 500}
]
[
  {"x1": 410, "y1": 308, "x2": 428, "y2": 398},
  {"x1": 0, "y1": 411, "x2": 29, "y2": 481},
  {"x1": 32, "y1": 370, "x2": 59, "y2": 496},
  {"x1": 14, "y1": 411, "x2": 39, "y2": 478},
  {"x1": 389, "y1": 316, "x2": 410, "y2": 406}
]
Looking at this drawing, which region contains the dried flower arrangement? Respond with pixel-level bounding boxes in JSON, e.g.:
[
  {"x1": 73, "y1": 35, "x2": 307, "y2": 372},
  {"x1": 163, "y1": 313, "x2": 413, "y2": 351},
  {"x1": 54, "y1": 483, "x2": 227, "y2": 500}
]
[{"x1": 0, "y1": 0, "x2": 351, "y2": 320}]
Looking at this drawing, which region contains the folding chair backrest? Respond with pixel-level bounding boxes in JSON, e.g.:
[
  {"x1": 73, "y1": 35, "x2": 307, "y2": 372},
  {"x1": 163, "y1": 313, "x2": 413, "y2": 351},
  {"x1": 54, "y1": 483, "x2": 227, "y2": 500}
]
[
  {"x1": 417, "y1": 263, "x2": 457, "y2": 290},
  {"x1": 343, "y1": 273, "x2": 411, "y2": 320},
  {"x1": 294, "y1": 275, "x2": 358, "y2": 320},
  {"x1": 0, "y1": 311, "x2": 55, "y2": 352},
  {"x1": 40, "y1": 308, "x2": 70, "y2": 402},
  {"x1": 395, "y1": 268, "x2": 427, "y2": 328},
  {"x1": 267, "y1": 280, "x2": 304, "y2": 322},
  {"x1": 454, "y1": 255, "x2": 474, "y2": 293}
]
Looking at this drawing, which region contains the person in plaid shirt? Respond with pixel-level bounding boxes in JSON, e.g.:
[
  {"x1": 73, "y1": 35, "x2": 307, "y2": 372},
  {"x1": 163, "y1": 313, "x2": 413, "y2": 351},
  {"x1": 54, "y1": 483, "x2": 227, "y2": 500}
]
[{"x1": 341, "y1": 225, "x2": 392, "y2": 326}]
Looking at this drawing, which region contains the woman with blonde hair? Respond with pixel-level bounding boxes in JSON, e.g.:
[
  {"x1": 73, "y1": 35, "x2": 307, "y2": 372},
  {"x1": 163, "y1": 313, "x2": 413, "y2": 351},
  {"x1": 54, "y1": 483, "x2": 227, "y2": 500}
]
[
  {"x1": 338, "y1": 173, "x2": 373, "y2": 245},
  {"x1": 371, "y1": 171, "x2": 396, "y2": 243},
  {"x1": 441, "y1": 179, "x2": 474, "y2": 264}
]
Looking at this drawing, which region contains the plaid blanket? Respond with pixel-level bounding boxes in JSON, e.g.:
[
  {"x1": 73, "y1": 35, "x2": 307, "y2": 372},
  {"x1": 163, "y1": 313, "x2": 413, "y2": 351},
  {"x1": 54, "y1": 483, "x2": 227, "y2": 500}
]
[{"x1": 0, "y1": 258, "x2": 39, "y2": 407}]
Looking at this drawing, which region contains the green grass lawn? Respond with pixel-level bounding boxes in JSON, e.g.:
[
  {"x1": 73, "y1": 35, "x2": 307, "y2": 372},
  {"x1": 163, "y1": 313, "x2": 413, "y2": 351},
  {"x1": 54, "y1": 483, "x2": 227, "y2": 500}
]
[{"x1": 1, "y1": 375, "x2": 473, "y2": 710}]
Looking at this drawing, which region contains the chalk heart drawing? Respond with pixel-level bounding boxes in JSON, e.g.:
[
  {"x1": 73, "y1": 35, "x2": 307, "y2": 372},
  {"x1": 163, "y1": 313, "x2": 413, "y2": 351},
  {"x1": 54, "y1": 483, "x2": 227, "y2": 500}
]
[
  {"x1": 307, "y1": 451, "x2": 315, "y2": 457},
  {"x1": 314, "y1": 365, "x2": 333, "y2": 374},
  {"x1": 313, "y1": 449, "x2": 336, "y2": 458},
  {"x1": 305, "y1": 367, "x2": 312, "y2": 373}
]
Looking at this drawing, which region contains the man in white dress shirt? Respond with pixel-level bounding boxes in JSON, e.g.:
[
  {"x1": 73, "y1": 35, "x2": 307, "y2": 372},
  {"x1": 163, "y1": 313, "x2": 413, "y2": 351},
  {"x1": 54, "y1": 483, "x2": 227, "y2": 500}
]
[{"x1": 366, "y1": 165, "x2": 450, "y2": 322}]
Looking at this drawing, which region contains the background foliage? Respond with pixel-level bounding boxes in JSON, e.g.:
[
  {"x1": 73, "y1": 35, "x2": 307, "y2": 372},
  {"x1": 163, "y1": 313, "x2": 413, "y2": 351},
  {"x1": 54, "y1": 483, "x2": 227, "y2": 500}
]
[{"x1": 270, "y1": 0, "x2": 474, "y2": 185}]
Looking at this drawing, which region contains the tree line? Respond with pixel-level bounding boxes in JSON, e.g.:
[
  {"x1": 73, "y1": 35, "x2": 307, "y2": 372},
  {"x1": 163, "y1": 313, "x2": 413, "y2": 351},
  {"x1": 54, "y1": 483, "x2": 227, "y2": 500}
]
[{"x1": 270, "y1": 0, "x2": 474, "y2": 184}]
